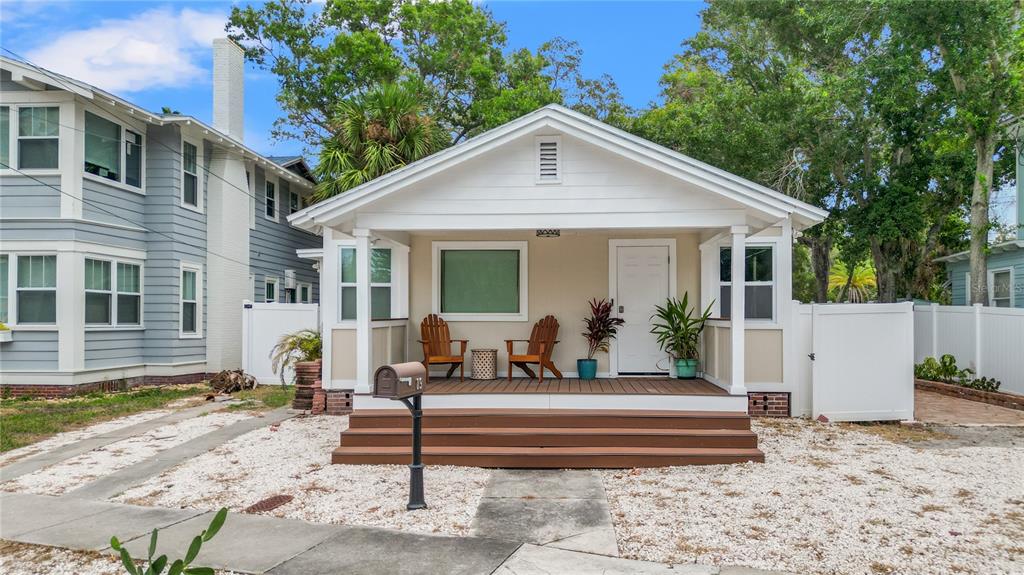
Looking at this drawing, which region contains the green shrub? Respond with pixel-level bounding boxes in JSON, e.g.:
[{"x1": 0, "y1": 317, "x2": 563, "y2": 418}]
[
  {"x1": 111, "y1": 508, "x2": 227, "y2": 575},
  {"x1": 960, "y1": 376, "x2": 1001, "y2": 392},
  {"x1": 914, "y1": 354, "x2": 1001, "y2": 392}
]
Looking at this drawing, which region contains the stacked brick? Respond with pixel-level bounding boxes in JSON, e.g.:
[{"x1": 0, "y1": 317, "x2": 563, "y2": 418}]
[
  {"x1": 292, "y1": 360, "x2": 322, "y2": 411},
  {"x1": 747, "y1": 392, "x2": 790, "y2": 417},
  {"x1": 325, "y1": 389, "x2": 354, "y2": 415},
  {"x1": 1, "y1": 372, "x2": 209, "y2": 399}
]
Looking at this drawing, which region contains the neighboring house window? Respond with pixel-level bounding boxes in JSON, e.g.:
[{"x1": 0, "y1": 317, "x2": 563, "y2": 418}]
[
  {"x1": 265, "y1": 278, "x2": 278, "y2": 303},
  {"x1": 0, "y1": 107, "x2": 9, "y2": 168},
  {"x1": 18, "y1": 107, "x2": 59, "y2": 169},
  {"x1": 16, "y1": 255, "x2": 56, "y2": 324},
  {"x1": 84, "y1": 112, "x2": 120, "y2": 182},
  {"x1": 125, "y1": 130, "x2": 143, "y2": 188},
  {"x1": 182, "y1": 141, "x2": 199, "y2": 208},
  {"x1": 339, "y1": 247, "x2": 392, "y2": 321},
  {"x1": 433, "y1": 242, "x2": 527, "y2": 321},
  {"x1": 719, "y1": 245, "x2": 774, "y2": 320},
  {"x1": 991, "y1": 269, "x2": 1013, "y2": 308},
  {"x1": 289, "y1": 190, "x2": 299, "y2": 214},
  {"x1": 180, "y1": 265, "x2": 200, "y2": 337},
  {"x1": 0, "y1": 254, "x2": 8, "y2": 323},
  {"x1": 84, "y1": 258, "x2": 113, "y2": 324},
  {"x1": 265, "y1": 180, "x2": 277, "y2": 220},
  {"x1": 299, "y1": 283, "x2": 311, "y2": 304},
  {"x1": 285, "y1": 287, "x2": 297, "y2": 303},
  {"x1": 117, "y1": 262, "x2": 142, "y2": 325}
]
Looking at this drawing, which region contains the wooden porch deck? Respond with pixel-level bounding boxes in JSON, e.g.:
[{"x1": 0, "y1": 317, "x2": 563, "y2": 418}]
[{"x1": 424, "y1": 377, "x2": 727, "y2": 396}]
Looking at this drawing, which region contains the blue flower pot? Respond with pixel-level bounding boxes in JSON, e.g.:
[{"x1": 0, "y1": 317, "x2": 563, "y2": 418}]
[
  {"x1": 577, "y1": 359, "x2": 598, "y2": 380},
  {"x1": 675, "y1": 358, "x2": 698, "y2": 379}
]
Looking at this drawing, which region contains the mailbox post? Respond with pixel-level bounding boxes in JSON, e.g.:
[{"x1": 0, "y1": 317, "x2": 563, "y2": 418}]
[{"x1": 373, "y1": 362, "x2": 427, "y2": 510}]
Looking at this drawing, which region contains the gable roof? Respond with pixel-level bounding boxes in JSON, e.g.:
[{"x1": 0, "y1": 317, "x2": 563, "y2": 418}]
[
  {"x1": 289, "y1": 104, "x2": 828, "y2": 231},
  {"x1": 934, "y1": 240, "x2": 1024, "y2": 263}
]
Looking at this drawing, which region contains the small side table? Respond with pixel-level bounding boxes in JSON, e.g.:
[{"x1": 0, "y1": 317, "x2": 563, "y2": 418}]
[{"x1": 471, "y1": 349, "x2": 498, "y2": 380}]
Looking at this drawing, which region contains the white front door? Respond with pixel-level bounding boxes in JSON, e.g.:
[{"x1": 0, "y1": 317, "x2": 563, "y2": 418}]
[{"x1": 614, "y1": 244, "x2": 671, "y2": 374}]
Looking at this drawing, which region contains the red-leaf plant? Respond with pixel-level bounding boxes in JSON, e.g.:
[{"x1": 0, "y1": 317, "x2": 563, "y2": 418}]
[{"x1": 582, "y1": 298, "x2": 625, "y2": 360}]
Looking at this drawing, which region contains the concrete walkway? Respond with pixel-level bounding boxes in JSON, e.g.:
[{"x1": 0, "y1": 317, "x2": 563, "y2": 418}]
[
  {"x1": 470, "y1": 469, "x2": 619, "y2": 556},
  {"x1": 0, "y1": 492, "x2": 792, "y2": 575},
  {"x1": 70, "y1": 407, "x2": 292, "y2": 500},
  {"x1": 0, "y1": 402, "x2": 222, "y2": 482}
]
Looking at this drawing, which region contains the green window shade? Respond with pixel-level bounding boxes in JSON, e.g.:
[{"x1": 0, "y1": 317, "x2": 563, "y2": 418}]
[
  {"x1": 0, "y1": 255, "x2": 8, "y2": 323},
  {"x1": 84, "y1": 111, "x2": 120, "y2": 181},
  {"x1": 18, "y1": 107, "x2": 59, "y2": 169},
  {"x1": 0, "y1": 107, "x2": 9, "y2": 168},
  {"x1": 125, "y1": 130, "x2": 142, "y2": 188},
  {"x1": 85, "y1": 259, "x2": 111, "y2": 291},
  {"x1": 720, "y1": 246, "x2": 773, "y2": 282},
  {"x1": 441, "y1": 250, "x2": 520, "y2": 314},
  {"x1": 341, "y1": 286, "x2": 356, "y2": 320},
  {"x1": 18, "y1": 255, "x2": 56, "y2": 288},
  {"x1": 371, "y1": 287, "x2": 391, "y2": 320}
]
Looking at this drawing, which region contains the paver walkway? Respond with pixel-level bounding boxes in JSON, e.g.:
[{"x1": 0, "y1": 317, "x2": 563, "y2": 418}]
[
  {"x1": 0, "y1": 402, "x2": 221, "y2": 481},
  {"x1": 0, "y1": 492, "x2": 792, "y2": 574},
  {"x1": 914, "y1": 389, "x2": 1024, "y2": 425},
  {"x1": 470, "y1": 469, "x2": 618, "y2": 556}
]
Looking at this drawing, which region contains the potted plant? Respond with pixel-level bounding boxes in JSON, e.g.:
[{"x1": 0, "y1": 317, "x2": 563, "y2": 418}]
[
  {"x1": 0, "y1": 322, "x2": 11, "y2": 344},
  {"x1": 579, "y1": 298, "x2": 624, "y2": 380},
  {"x1": 650, "y1": 292, "x2": 713, "y2": 379},
  {"x1": 270, "y1": 328, "x2": 323, "y2": 385}
]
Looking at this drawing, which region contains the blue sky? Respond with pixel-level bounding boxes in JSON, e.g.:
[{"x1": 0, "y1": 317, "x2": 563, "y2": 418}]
[{"x1": 0, "y1": 1, "x2": 704, "y2": 158}]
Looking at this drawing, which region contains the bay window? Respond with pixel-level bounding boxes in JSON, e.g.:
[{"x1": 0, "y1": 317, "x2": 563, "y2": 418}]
[
  {"x1": 16, "y1": 255, "x2": 56, "y2": 324},
  {"x1": 720, "y1": 245, "x2": 774, "y2": 321},
  {"x1": 182, "y1": 141, "x2": 199, "y2": 208},
  {"x1": 117, "y1": 263, "x2": 142, "y2": 324},
  {"x1": 432, "y1": 242, "x2": 527, "y2": 321},
  {"x1": 17, "y1": 107, "x2": 59, "y2": 170},
  {"x1": 339, "y1": 247, "x2": 393, "y2": 321},
  {"x1": 85, "y1": 258, "x2": 143, "y2": 326},
  {"x1": 84, "y1": 258, "x2": 112, "y2": 324}
]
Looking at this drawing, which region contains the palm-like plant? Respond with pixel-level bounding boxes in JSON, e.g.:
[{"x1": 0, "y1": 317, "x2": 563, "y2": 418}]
[
  {"x1": 582, "y1": 298, "x2": 625, "y2": 359},
  {"x1": 314, "y1": 84, "x2": 447, "y2": 201},
  {"x1": 828, "y1": 260, "x2": 877, "y2": 303},
  {"x1": 649, "y1": 292, "x2": 713, "y2": 360},
  {"x1": 269, "y1": 329, "x2": 322, "y2": 385}
]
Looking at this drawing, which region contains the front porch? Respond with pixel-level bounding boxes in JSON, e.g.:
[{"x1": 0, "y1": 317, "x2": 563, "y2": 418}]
[{"x1": 424, "y1": 376, "x2": 727, "y2": 396}]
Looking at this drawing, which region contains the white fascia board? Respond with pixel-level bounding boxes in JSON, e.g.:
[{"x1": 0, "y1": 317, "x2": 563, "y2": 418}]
[
  {"x1": 1, "y1": 56, "x2": 93, "y2": 99},
  {"x1": 934, "y1": 240, "x2": 1024, "y2": 263}
]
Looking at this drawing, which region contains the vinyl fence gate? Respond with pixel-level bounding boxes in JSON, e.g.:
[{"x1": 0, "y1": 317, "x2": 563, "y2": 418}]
[{"x1": 242, "y1": 302, "x2": 320, "y2": 385}]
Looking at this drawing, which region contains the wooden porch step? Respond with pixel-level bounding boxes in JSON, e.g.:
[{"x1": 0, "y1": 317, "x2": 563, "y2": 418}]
[
  {"x1": 331, "y1": 445, "x2": 765, "y2": 468},
  {"x1": 340, "y1": 426, "x2": 759, "y2": 449},
  {"x1": 348, "y1": 409, "x2": 752, "y2": 431}
]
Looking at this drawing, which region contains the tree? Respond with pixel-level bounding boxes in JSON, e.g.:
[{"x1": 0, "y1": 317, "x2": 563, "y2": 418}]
[
  {"x1": 227, "y1": 0, "x2": 624, "y2": 147},
  {"x1": 889, "y1": 1, "x2": 1024, "y2": 305},
  {"x1": 313, "y1": 83, "x2": 447, "y2": 200},
  {"x1": 828, "y1": 260, "x2": 877, "y2": 303}
]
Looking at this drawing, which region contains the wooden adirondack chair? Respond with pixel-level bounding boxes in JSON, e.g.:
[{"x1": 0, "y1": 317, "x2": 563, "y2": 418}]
[
  {"x1": 505, "y1": 315, "x2": 563, "y2": 383},
  {"x1": 419, "y1": 314, "x2": 468, "y2": 382}
]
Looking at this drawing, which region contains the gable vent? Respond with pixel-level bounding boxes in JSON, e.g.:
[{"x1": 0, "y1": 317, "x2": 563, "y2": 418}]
[{"x1": 535, "y1": 137, "x2": 561, "y2": 183}]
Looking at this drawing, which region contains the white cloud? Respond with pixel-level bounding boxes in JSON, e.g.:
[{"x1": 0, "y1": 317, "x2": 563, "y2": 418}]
[{"x1": 26, "y1": 6, "x2": 227, "y2": 93}]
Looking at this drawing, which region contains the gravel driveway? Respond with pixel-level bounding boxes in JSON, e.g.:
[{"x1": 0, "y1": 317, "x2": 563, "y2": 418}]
[{"x1": 603, "y1": 418, "x2": 1024, "y2": 575}]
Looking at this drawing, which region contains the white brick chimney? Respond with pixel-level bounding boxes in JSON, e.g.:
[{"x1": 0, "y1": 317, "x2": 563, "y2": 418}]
[{"x1": 213, "y1": 38, "x2": 244, "y2": 140}]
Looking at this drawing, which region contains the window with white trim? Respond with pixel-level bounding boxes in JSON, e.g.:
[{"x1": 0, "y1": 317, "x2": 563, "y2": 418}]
[
  {"x1": 182, "y1": 141, "x2": 199, "y2": 208},
  {"x1": 85, "y1": 258, "x2": 112, "y2": 325},
  {"x1": 0, "y1": 107, "x2": 9, "y2": 168},
  {"x1": 299, "y1": 282, "x2": 312, "y2": 304},
  {"x1": 339, "y1": 247, "x2": 392, "y2": 321},
  {"x1": 0, "y1": 254, "x2": 9, "y2": 323},
  {"x1": 433, "y1": 242, "x2": 527, "y2": 321},
  {"x1": 719, "y1": 245, "x2": 774, "y2": 320},
  {"x1": 18, "y1": 107, "x2": 59, "y2": 170},
  {"x1": 16, "y1": 255, "x2": 56, "y2": 324},
  {"x1": 83, "y1": 111, "x2": 144, "y2": 190},
  {"x1": 265, "y1": 180, "x2": 277, "y2": 220},
  {"x1": 265, "y1": 277, "x2": 278, "y2": 303},
  {"x1": 289, "y1": 188, "x2": 300, "y2": 214},
  {"x1": 180, "y1": 265, "x2": 200, "y2": 336},
  {"x1": 117, "y1": 262, "x2": 142, "y2": 325},
  {"x1": 991, "y1": 269, "x2": 1013, "y2": 308}
]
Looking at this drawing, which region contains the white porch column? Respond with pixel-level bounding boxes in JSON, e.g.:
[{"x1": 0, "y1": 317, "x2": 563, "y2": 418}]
[
  {"x1": 354, "y1": 229, "x2": 374, "y2": 393},
  {"x1": 320, "y1": 230, "x2": 336, "y2": 389},
  {"x1": 730, "y1": 226, "x2": 748, "y2": 396}
]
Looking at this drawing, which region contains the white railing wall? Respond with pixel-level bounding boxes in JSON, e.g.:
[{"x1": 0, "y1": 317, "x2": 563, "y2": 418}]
[{"x1": 913, "y1": 304, "x2": 1024, "y2": 395}]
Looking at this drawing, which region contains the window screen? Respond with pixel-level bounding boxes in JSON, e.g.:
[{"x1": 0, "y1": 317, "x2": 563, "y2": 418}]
[{"x1": 440, "y1": 250, "x2": 520, "y2": 314}]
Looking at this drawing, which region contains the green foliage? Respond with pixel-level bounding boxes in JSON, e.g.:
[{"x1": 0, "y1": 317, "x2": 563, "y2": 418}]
[
  {"x1": 110, "y1": 507, "x2": 227, "y2": 575},
  {"x1": 227, "y1": 0, "x2": 625, "y2": 146},
  {"x1": 269, "y1": 328, "x2": 322, "y2": 385},
  {"x1": 581, "y1": 298, "x2": 625, "y2": 360},
  {"x1": 828, "y1": 260, "x2": 877, "y2": 303},
  {"x1": 649, "y1": 292, "x2": 713, "y2": 361},
  {"x1": 914, "y1": 354, "x2": 1001, "y2": 392}
]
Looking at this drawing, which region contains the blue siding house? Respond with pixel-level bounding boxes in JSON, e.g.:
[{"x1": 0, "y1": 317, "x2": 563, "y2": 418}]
[{"x1": 0, "y1": 40, "x2": 320, "y2": 394}]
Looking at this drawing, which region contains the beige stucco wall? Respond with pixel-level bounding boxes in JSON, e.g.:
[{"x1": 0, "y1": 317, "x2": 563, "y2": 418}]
[
  {"x1": 331, "y1": 329, "x2": 356, "y2": 380},
  {"x1": 701, "y1": 324, "x2": 784, "y2": 385},
  {"x1": 406, "y1": 230, "x2": 701, "y2": 375},
  {"x1": 332, "y1": 324, "x2": 407, "y2": 381}
]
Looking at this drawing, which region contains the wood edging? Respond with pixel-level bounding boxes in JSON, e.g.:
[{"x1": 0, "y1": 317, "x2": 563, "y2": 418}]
[{"x1": 915, "y1": 379, "x2": 1024, "y2": 412}]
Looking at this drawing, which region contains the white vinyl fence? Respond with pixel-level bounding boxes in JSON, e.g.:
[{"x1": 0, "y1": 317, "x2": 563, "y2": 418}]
[
  {"x1": 787, "y1": 302, "x2": 915, "y2": 422},
  {"x1": 913, "y1": 304, "x2": 1024, "y2": 395},
  {"x1": 241, "y1": 302, "x2": 320, "y2": 385}
]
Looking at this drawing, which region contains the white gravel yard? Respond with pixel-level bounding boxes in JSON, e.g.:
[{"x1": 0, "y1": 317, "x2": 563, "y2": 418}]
[
  {"x1": 0, "y1": 410, "x2": 170, "y2": 467},
  {"x1": 115, "y1": 415, "x2": 489, "y2": 536},
  {"x1": 2, "y1": 411, "x2": 250, "y2": 495},
  {"x1": 603, "y1": 419, "x2": 1024, "y2": 575}
]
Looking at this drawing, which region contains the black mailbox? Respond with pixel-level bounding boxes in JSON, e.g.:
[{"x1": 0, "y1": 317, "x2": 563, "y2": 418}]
[{"x1": 373, "y1": 362, "x2": 426, "y2": 400}]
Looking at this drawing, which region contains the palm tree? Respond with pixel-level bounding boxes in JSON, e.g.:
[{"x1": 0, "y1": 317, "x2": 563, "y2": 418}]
[
  {"x1": 828, "y1": 260, "x2": 878, "y2": 303},
  {"x1": 313, "y1": 84, "x2": 447, "y2": 201}
]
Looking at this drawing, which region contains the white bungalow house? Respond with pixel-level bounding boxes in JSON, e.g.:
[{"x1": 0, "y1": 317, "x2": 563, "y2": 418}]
[{"x1": 291, "y1": 104, "x2": 825, "y2": 421}]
